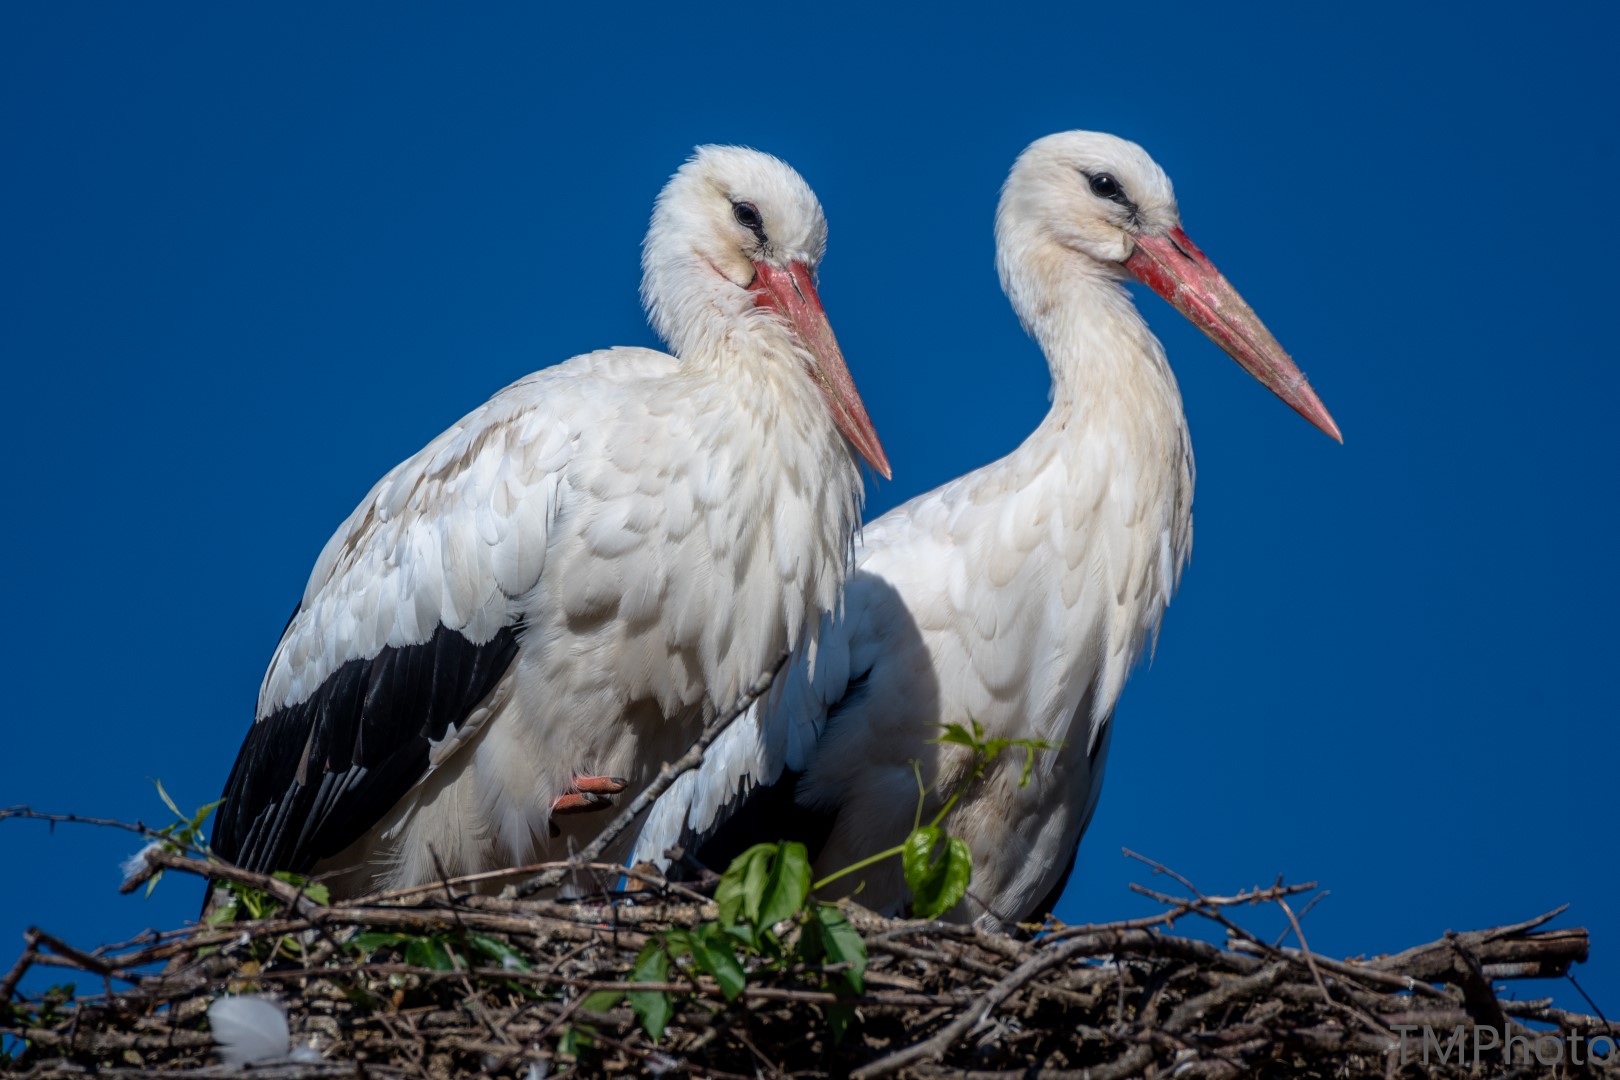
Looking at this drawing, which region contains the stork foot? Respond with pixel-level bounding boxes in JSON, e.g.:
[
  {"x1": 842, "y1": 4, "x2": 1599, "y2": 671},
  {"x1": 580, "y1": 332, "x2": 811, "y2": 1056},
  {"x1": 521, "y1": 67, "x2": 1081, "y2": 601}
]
[
  {"x1": 550, "y1": 775, "x2": 629, "y2": 816},
  {"x1": 572, "y1": 775, "x2": 630, "y2": 797},
  {"x1": 548, "y1": 775, "x2": 629, "y2": 838},
  {"x1": 551, "y1": 791, "x2": 611, "y2": 815}
]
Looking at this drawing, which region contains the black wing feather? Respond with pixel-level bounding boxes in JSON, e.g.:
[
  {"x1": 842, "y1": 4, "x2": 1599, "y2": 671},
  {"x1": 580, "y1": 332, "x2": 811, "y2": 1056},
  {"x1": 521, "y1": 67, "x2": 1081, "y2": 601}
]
[
  {"x1": 691, "y1": 668, "x2": 874, "y2": 872},
  {"x1": 212, "y1": 621, "x2": 520, "y2": 877},
  {"x1": 692, "y1": 769, "x2": 838, "y2": 871}
]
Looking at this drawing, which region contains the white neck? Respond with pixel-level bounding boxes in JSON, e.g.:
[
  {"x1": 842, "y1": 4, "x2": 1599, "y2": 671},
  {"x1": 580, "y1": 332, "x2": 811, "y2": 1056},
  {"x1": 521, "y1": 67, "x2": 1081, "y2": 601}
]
[
  {"x1": 641, "y1": 254, "x2": 753, "y2": 363},
  {"x1": 967, "y1": 230, "x2": 1195, "y2": 750},
  {"x1": 997, "y1": 232, "x2": 1185, "y2": 459}
]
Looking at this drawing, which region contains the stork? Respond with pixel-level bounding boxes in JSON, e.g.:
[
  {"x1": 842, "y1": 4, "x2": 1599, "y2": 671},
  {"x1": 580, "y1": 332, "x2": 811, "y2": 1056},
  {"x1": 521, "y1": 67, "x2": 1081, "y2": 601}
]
[
  {"x1": 633, "y1": 131, "x2": 1339, "y2": 926},
  {"x1": 211, "y1": 146, "x2": 890, "y2": 897}
]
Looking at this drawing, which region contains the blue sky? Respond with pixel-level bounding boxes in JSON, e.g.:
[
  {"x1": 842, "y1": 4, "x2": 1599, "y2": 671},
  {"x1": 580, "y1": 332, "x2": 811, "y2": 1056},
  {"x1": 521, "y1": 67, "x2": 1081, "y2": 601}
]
[{"x1": 4, "y1": 2, "x2": 1616, "y2": 1016}]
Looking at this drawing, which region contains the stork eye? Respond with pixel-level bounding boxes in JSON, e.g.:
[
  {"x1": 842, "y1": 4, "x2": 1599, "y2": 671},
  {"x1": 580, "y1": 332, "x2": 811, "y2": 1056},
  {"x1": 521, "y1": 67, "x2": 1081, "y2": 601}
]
[
  {"x1": 1088, "y1": 173, "x2": 1124, "y2": 201},
  {"x1": 732, "y1": 201, "x2": 765, "y2": 234}
]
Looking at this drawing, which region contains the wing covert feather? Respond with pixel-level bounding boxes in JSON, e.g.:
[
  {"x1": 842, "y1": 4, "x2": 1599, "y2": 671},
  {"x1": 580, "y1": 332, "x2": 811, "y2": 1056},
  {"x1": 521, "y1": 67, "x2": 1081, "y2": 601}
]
[{"x1": 218, "y1": 349, "x2": 673, "y2": 876}]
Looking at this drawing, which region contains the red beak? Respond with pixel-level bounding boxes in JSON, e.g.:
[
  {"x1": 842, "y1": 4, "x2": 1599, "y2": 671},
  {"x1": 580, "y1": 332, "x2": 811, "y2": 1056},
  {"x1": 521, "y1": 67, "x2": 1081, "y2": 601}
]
[
  {"x1": 1125, "y1": 227, "x2": 1342, "y2": 443},
  {"x1": 752, "y1": 261, "x2": 892, "y2": 479}
]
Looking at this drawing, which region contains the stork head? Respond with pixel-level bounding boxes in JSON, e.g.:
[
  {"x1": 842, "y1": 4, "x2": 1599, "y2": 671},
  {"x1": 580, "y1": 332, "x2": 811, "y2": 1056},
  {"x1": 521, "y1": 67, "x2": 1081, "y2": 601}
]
[
  {"x1": 998, "y1": 131, "x2": 1340, "y2": 442},
  {"x1": 642, "y1": 146, "x2": 890, "y2": 478},
  {"x1": 997, "y1": 131, "x2": 1182, "y2": 271}
]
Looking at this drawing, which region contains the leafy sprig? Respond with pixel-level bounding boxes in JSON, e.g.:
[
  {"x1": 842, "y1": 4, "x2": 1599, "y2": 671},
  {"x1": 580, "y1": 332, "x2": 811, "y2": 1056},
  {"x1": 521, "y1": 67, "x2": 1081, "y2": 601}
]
[
  {"x1": 578, "y1": 721, "x2": 1056, "y2": 1051},
  {"x1": 815, "y1": 718, "x2": 1059, "y2": 920},
  {"x1": 140, "y1": 779, "x2": 222, "y2": 897}
]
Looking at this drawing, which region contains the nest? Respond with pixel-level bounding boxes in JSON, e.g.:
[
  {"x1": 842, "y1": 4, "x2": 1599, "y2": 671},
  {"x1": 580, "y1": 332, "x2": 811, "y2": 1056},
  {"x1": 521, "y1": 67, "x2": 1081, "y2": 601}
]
[{"x1": 1, "y1": 837, "x2": 1612, "y2": 1079}]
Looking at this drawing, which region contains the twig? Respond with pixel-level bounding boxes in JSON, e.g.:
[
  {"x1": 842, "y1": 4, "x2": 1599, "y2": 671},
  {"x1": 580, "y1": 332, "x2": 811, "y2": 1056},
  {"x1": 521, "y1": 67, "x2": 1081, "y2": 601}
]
[
  {"x1": 1270, "y1": 889, "x2": 1327, "y2": 948},
  {"x1": 0, "y1": 806, "x2": 209, "y2": 861},
  {"x1": 2, "y1": 822, "x2": 1610, "y2": 1080},
  {"x1": 0, "y1": 928, "x2": 40, "y2": 1002},
  {"x1": 1277, "y1": 896, "x2": 1391, "y2": 1040},
  {"x1": 851, "y1": 930, "x2": 1108, "y2": 1078},
  {"x1": 363, "y1": 859, "x2": 708, "y2": 906}
]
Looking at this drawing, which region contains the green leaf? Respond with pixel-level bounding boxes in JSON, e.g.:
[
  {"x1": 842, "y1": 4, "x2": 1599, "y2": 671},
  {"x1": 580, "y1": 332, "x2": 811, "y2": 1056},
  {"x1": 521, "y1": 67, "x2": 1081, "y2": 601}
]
[
  {"x1": 232, "y1": 884, "x2": 273, "y2": 920},
  {"x1": 405, "y1": 937, "x2": 458, "y2": 971},
  {"x1": 151, "y1": 778, "x2": 184, "y2": 821},
  {"x1": 468, "y1": 934, "x2": 530, "y2": 971},
  {"x1": 812, "y1": 905, "x2": 867, "y2": 994},
  {"x1": 740, "y1": 844, "x2": 773, "y2": 920},
  {"x1": 250, "y1": 892, "x2": 275, "y2": 919},
  {"x1": 715, "y1": 842, "x2": 776, "y2": 926},
  {"x1": 172, "y1": 797, "x2": 225, "y2": 850},
  {"x1": 557, "y1": 1024, "x2": 594, "y2": 1055},
  {"x1": 689, "y1": 924, "x2": 746, "y2": 1001},
  {"x1": 1009, "y1": 736, "x2": 1061, "y2": 787},
  {"x1": 188, "y1": 798, "x2": 225, "y2": 827},
  {"x1": 825, "y1": 1001, "x2": 856, "y2": 1045},
  {"x1": 204, "y1": 900, "x2": 239, "y2": 927},
  {"x1": 658, "y1": 929, "x2": 694, "y2": 960},
  {"x1": 757, "y1": 842, "x2": 811, "y2": 929},
  {"x1": 705, "y1": 946, "x2": 746, "y2": 1001},
  {"x1": 349, "y1": 932, "x2": 409, "y2": 954},
  {"x1": 269, "y1": 871, "x2": 330, "y2": 906},
  {"x1": 902, "y1": 826, "x2": 972, "y2": 919},
  {"x1": 719, "y1": 919, "x2": 757, "y2": 950},
  {"x1": 902, "y1": 826, "x2": 941, "y2": 893},
  {"x1": 631, "y1": 938, "x2": 669, "y2": 982},
  {"x1": 580, "y1": 989, "x2": 625, "y2": 1013},
  {"x1": 628, "y1": 941, "x2": 673, "y2": 1041}
]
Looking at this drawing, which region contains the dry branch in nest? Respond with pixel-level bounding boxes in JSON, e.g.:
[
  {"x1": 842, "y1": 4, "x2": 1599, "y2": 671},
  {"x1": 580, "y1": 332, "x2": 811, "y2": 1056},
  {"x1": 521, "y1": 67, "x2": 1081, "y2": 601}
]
[{"x1": 1, "y1": 834, "x2": 1613, "y2": 1080}]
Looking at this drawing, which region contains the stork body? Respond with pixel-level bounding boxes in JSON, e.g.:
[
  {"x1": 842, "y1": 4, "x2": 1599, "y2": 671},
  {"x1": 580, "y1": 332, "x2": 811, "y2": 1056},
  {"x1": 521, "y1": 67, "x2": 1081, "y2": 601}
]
[
  {"x1": 213, "y1": 147, "x2": 889, "y2": 896},
  {"x1": 634, "y1": 132, "x2": 1337, "y2": 926}
]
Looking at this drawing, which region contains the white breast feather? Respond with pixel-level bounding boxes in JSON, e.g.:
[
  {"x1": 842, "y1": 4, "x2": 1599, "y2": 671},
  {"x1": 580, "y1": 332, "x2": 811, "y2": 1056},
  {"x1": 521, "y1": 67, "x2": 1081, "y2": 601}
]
[{"x1": 635, "y1": 381, "x2": 1193, "y2": 924}]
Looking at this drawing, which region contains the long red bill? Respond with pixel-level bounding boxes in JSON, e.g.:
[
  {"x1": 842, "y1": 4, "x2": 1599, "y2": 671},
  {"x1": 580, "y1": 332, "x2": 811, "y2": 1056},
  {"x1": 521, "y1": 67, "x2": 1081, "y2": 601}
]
[
  {"x1": 1125, "y1": 227, "x2": 1342, "y2": 443},
  {"x1": 753, "y1": 261, "x2": 892, "y2": 478}
]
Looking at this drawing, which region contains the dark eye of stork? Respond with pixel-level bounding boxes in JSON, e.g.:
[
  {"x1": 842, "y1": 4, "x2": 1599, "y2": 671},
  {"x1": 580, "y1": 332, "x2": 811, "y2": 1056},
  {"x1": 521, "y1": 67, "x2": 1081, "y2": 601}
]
[
  {"x1": 1087, "y1": 172, "x2": 1126, "y2": 202},
  {"x1": 732, "y1": 201, "x2": 767, "y2": 241}
]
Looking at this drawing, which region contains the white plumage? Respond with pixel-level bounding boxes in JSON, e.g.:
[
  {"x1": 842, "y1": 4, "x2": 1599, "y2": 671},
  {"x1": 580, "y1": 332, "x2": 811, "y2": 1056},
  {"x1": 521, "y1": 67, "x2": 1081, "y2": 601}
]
[
  {"x1": 634, "y1": 131, "x2": 1338, "y2": 926},
  {"x1": 214, "y1": 146, "x2": 889, "y2": 896}
]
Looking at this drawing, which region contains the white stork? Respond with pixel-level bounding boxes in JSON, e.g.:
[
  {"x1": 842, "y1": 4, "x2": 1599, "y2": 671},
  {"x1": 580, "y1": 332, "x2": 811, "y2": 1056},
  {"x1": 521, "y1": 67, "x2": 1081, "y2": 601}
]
[
  {"x1": 212, "y1": 146, "x2": 890, "y2": 897},
  {"x1": 633, "y1": 131, "x2": 1339, "y2": 925}
]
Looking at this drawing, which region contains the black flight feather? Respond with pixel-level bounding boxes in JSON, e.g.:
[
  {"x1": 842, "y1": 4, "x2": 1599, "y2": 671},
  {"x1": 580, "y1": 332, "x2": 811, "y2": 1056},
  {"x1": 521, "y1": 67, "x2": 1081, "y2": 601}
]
[{"x1": 212, "y1": 621, "x2": 521, "y2": 878}]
